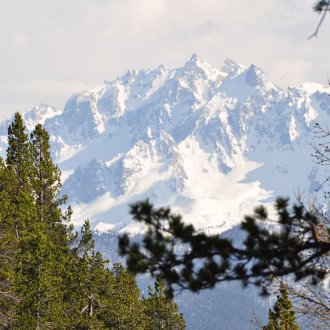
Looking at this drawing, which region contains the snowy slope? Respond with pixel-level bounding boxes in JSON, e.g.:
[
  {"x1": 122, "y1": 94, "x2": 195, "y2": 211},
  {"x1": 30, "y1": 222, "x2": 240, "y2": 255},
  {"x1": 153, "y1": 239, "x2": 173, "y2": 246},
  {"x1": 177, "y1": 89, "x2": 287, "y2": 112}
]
[{"x1": 1, "y1": 54, "x2": 329, "y2": 234}]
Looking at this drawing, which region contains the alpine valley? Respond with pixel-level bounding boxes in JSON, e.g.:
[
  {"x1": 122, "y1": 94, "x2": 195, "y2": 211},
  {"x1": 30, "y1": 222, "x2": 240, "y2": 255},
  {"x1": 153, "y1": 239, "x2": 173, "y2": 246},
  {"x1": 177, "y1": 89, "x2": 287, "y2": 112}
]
[{"x1": 1, "y1": 54, "x2": 329, "y2": 329}]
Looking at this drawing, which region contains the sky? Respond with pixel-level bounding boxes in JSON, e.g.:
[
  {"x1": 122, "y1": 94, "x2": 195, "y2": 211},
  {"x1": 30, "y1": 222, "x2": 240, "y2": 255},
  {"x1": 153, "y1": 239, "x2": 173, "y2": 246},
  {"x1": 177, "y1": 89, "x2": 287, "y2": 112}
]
[{"x1": 0, "y1": 0, "x2": 329, "y2": 121}]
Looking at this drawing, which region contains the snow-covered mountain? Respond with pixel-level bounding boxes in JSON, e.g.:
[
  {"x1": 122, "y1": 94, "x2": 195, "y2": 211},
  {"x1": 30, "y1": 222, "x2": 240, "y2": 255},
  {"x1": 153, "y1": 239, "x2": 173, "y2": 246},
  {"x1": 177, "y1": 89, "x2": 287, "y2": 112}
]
[{"x1": 1, "y1": 54, "x2": 329, "y2": 234}]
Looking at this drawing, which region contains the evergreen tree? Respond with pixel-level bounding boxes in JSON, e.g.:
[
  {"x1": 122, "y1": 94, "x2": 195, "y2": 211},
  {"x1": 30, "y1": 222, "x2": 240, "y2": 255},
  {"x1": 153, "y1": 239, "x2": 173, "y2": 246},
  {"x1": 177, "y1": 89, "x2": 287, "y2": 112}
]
[
  {"x1": 6, "y1": 113, "x2": 32, "y2": 190},
  {"x1": 30, "y1": 124, "x2": 65, "y2": 225},
  {"x1": 0, "y1": 158, "x2": 18, "y2": 328},
  {"x1": 101, "y1": 263, "x2": 148, "y2": 330},
  {"x1": 18, "y1": 123, "x2": 74, "y2": 329},
  {"x1": 3, "y1": 113, "x2": 38, "y2": 328},
  {"x1": 119, "y1": 199, "x2": 330, "y2": 296},
  {"x1": 5, "y1": 112, "x2": 34, "y2": 242},
  {"x1": 68, "y1": 221, "x2": 110, "y2": 330},
  {"x1": 69, "y1": 222, "x2": 149, "y2": 330},
  {"x1": 263, "y1": 287, "x2": 300, "y2": 330},
  {"x1": 30, "y1": 123, "x2": 73, "y2": 328},
  {"x1": 0, "y1": 114, "x2": 72, "y2": 328},
  {"x1": 142, "y1": 278, "x2": 186, "y2": 330}
]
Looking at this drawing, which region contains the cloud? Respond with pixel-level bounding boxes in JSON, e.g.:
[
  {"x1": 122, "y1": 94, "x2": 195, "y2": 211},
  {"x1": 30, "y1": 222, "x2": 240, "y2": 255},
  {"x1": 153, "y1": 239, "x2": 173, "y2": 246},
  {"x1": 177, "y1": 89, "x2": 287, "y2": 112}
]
[
  {"x1": 0, "y1": 80, "x2": 96, "y2": 120},
  {"x1": 0, "y1": 0, "x2": 329, "y2": 120},
  {"x1": 11, "y1": 33, "x2": 29, "y2": 48},
  {"x1": 269, "y1": 59, "x2": 314, "y2": 87}
]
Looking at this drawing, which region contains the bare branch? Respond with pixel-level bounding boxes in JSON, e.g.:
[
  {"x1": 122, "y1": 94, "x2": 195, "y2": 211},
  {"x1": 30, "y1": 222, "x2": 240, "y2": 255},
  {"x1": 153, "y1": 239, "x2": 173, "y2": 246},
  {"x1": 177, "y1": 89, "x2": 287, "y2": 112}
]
[
  {"x1": 273, "y1": 278, "x2": 330, "y2": 328},
  {"x1": 309, "y1": 1, "x2": 330, "y2": 39}
]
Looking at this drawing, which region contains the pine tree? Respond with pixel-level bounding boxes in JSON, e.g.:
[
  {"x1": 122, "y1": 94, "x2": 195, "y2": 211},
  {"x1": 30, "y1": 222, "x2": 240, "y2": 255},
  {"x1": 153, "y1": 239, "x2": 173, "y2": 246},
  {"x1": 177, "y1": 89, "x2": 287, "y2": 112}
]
[
  {"x1": 30, "y1": 122, "x2": 73, "y2": 300},
  {"x1": 70, "y1": 222, "x2": 148, "y2": 329},
  {"x1": 6, "y1": 113, "x2": 32, "y2": 189},
  {"x1": 23, "y1": 123, "x2": 73, "y2": 329},
  {"x1": 101, "y1": 263, "x2": 148, "y2": 330},
  {"x1": 142, "y1": 278, "x2": 186, "y2": 330},
  {"x1": 263, "y1": 286, "x2": 300, "y2": 330},
  {"x1": 2, "y1": 113, "x2": 38, "y2": 328},
  {"x1": 0, "y1": 114, "x2": 73, "y2": 328},
  {"x1": 5, "y1": 112, "x2": 35, "y2": 234},
  {"x1": 68, "y1": 221, "x2": 110, "y2": 330},
  {"x1": 119, "y1": 198, "x2": 330, "y2": 296},
  {"x1": 0, "y1": 158, "x2": 18, "y2": 328}
]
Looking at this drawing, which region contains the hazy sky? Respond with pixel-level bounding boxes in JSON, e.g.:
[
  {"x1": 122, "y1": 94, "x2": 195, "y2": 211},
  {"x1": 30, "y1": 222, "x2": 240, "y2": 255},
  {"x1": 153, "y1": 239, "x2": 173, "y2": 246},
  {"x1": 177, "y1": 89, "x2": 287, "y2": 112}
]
[{"x1": 0, "y1": 0, "x2": 329, "y2": 120}]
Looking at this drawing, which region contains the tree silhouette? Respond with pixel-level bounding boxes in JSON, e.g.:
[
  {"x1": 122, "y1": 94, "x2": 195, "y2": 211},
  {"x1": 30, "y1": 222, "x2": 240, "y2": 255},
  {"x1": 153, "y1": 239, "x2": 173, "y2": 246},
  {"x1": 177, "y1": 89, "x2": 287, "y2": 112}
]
[{"x1": 119, "y1": 198, "x2": 329, "y2": 296}]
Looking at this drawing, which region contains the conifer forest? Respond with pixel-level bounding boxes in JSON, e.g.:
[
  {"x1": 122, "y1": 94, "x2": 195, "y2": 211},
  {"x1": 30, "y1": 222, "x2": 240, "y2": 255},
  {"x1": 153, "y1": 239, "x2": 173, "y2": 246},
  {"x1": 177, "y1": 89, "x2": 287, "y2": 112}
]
[{"x1": 0, "y1": 113, "x2": 185, "y2": 329}]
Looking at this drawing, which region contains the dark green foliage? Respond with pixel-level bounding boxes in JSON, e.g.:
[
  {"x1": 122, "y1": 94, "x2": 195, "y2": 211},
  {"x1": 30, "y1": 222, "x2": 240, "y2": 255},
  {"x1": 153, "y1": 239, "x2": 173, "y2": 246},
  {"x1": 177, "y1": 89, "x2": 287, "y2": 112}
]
[
  {"x1": 69, "y1": 222, "x2": 112, "y2": 329},
  {"x1": 6, "y1": 112, "x2": 32, "y2": 189},
  {"x1": 0, "y1": 158, "x2": 18, "y2": 328},
  {"x1": 102, "y1": 263, "x2": 148, "y2": 330},
  {"x1": 142, "y1": 278, "x2": 186, "y2": 330},
  {"x1": 119, "y1": 199, "x2": 330, "y2": 296},
  {"x1": 0, "y1": 114, "x2": 70, "y2": 328},
  {"x1": 0, "y1": 114, "x2": 185, "y2": 328},
  {"x1": 69, "y1": 222, "x2": 149, "y2": 329},
  {"x1": 30, "y1": 124, "x2": 66, "y2": 225},
  {"x1": 263, "y1": 287, "x2": 300, "y2": 330}
]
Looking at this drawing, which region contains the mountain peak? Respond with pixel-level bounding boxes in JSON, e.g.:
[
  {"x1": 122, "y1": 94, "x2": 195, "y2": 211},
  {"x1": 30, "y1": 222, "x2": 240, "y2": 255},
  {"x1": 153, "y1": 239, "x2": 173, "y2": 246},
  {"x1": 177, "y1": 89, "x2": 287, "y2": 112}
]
[
  {"x1": 179, "y1": 54, "x2": 222, "y2": 83},
  {"x1": 23, "y1": 104, "x2": 59, "y2": 130},
  {"x1": 120, "y1": 68, "x2": 139, "y2": 84},
  {"x1": 183, "y1": 53, "x2": 205, "y2": 70},
  {"x1": 245, "y1": 64, "x2": 263, "y2": 87},
  {"x1": 221, "y1": 58, "x2": 245, "y2": 75},
  {"x1": 157, "y1": 64, "x2": 166, "y2": 71},
  {"x1": 189, "y1": 53, "x2": 201, "y2": 62},
  {"x1": 244, "y1": 63, "x2": 276, "y2": 89}
]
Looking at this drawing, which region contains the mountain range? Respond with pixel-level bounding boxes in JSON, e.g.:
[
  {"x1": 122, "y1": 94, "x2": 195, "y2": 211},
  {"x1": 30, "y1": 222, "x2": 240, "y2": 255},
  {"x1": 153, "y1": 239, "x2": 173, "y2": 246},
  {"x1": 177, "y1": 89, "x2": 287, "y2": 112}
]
[{"x1": 0, "y1": 54, "x2": 328, "y2": 235}]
